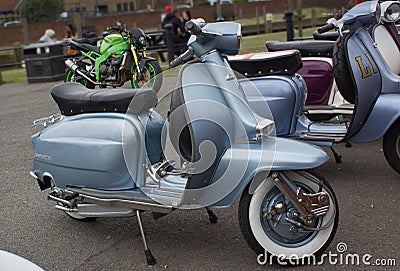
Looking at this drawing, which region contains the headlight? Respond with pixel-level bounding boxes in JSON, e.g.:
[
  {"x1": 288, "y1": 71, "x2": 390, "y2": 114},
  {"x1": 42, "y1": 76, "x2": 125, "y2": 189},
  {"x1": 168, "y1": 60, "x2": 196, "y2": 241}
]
[
  {"x1": 380, "y1": 1, "x2": 400, "y2": 23},
  {"x1": 256, "y1": 119, "x2": 274, "y2": 141},
  {"x1": 138, "y1": 36, "x2": 147, "y2": 46}
]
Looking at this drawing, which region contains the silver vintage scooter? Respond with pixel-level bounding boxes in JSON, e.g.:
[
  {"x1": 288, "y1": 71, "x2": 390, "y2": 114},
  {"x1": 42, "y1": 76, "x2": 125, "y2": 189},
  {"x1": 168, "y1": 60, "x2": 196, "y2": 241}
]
[{"x1": 30, "y1": 20, "x2": 338, "y2": 265}]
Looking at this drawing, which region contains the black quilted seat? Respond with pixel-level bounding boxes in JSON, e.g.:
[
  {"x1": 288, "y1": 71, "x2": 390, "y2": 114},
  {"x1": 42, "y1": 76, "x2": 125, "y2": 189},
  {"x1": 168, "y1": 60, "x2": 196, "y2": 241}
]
[
  {"x1": 228, "y1": 50, "x2": 302, "y2": 77},
  {"x1": 266, "y1": 40, "x2": 335, "y2": 57},
  {"x1": 51, "y1": 83, "x2": 157, "y2": 116},
  {"x1": 70, "y1": 39, "x2": 100, "y2": 54}
]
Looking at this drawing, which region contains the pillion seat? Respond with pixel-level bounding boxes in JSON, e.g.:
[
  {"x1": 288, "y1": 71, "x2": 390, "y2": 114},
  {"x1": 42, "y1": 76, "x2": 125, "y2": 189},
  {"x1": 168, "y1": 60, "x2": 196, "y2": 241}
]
[
  {"x1": 51, "y1": 82, "x2": 157, "y2": 116},
  {"x1": 69, "y1": 39, "x2": 100, "y2": 54},
  {"x1": 228, "y1": 50, "x2": 302, "y2": 77},
  {"x1": 266, "y1": 40, "x2": 335, "y2": 57}
]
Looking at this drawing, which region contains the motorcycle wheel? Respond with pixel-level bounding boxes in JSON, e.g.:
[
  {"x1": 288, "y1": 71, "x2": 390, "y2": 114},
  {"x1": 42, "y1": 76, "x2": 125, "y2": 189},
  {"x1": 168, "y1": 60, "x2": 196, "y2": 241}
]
[
  {"x1": 238, "y1": 170, "x2": 338, "y2": 265},
  {"x1": 65, "y1": 69, "x2": 95, "y2": 89},
  {"x1": 332, "y1": 33, "x2": 355, "y2": 104},
  {"x1": 131, "y1": 60, "x2": 162, "y2": 91},
  {"x1": 383, "y1": 119, "x2": 400, "y2": 174}
]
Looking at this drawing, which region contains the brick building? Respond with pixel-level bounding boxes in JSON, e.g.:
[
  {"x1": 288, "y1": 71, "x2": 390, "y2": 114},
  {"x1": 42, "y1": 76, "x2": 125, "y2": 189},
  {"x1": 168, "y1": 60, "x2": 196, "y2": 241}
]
[
  {"x1": 0, "y1": 0, "x2": 23, "y2": 23},
  {"x1": 62, "y1": 0, "x2": 201, "y2": 16}
]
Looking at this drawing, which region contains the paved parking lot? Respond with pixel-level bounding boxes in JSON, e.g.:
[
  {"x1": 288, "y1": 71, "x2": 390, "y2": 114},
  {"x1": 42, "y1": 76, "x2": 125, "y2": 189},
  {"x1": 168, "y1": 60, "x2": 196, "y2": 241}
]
[{"x1": 0, "y1": 80, "x2": 399, "y2": 270}]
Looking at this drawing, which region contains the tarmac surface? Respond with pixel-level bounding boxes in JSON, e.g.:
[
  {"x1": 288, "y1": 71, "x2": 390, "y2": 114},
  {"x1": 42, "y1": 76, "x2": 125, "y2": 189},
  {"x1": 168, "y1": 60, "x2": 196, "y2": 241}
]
[{"x1": 0, "y1": 80, "x2": 399, "y2": 270}]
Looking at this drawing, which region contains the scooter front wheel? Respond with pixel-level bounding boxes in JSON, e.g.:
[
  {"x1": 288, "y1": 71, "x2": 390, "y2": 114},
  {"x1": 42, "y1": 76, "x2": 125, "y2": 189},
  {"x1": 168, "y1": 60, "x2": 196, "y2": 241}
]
[
  {"x1": 238, "y1": 170, "x2": 338, "y2": 265},
  {"x1": 383, "y1": 119, "x2": 400, "y2": 174}
]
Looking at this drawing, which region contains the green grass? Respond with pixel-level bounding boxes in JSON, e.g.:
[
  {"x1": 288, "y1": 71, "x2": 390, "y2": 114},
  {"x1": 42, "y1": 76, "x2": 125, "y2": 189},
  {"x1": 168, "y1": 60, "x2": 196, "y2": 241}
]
[
  {"x1": 0, "y1": 27, "x2": 318, "y2": 83},
  {"x1": 235, "y1": 7, "x2": 330, "y2": 26},
  {"x1": 240, "y1": 27, "x2": 318, "y2": 54},
  {"x1": 1, "y1": 68, "x2": 27, "y2": 84}
]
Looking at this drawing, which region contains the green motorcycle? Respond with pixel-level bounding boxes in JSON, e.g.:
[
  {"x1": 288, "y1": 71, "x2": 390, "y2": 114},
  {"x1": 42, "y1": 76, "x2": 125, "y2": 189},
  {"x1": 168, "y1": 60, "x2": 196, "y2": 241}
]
[{"x1": 65, "y1": 24, "x2": 162, "y2": 90}]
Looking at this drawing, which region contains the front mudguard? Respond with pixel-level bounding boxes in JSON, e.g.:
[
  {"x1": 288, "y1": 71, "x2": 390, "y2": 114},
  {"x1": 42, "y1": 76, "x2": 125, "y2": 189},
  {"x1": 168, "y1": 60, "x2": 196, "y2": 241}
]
[
  {"x1": 138, "y1": 56, "x2": 157, "y2": 72},
  {"x1": 351, "y1": 94, "x2": 400, "y2": 142},
  {"x1": 205, "y1": 137, "x2": 329, "y2": 208}
]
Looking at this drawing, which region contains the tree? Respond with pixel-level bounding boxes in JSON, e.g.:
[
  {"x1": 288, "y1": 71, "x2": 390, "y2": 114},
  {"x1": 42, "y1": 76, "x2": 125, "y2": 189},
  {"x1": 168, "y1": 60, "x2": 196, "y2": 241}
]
[{"x1": 20, "y1": 0, "x2": 63, "y2": 23}]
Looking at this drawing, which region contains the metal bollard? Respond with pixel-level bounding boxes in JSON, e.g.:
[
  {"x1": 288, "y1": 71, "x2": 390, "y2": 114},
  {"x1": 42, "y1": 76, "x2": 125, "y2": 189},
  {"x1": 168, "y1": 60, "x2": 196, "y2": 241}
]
[
  {"x1": 164, "y1": 25, "x2": 174, "y2": 63},
  {"x1": 284, "y1": 10, "x2": 294, "y2": 41}
]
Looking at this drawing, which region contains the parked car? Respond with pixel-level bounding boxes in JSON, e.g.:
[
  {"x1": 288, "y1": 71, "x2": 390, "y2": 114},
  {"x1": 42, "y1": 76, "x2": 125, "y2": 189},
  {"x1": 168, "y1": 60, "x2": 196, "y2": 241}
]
[
  {"x1": 3, "y1": 21, "x2": 21, "y2": 27},
  {"x1": 208, "y1": 0, "x2": 233, "y2": 5}
]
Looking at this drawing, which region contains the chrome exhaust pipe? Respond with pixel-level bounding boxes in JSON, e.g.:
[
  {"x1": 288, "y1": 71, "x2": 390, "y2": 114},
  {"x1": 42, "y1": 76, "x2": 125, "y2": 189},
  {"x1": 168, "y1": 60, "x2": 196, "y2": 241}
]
[
  {"x1": 64, "y1": 59, "x2": 123, "y2": 87},
  {"x1": 64, "y1": 59, "x2": 99, "y2": 85}
]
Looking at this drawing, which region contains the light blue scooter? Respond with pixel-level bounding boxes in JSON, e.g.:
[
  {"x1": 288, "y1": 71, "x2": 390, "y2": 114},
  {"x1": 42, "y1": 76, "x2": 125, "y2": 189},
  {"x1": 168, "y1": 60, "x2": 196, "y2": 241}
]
[
  {"x1": 230, "y1": 0, "x2": 400, "y2": 174},
  {"x1": 30, "y1": 21, "x2": 338, "y2": 264}
]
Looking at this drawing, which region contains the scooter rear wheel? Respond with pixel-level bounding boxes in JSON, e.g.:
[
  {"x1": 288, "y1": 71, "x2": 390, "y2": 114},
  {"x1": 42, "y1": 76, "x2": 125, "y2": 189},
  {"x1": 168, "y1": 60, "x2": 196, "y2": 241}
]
[
  {"x1": 238, "y1": 170, "x2": 338, "y2": 265},
  {"x1": 383, "y1": 119, "x2": 400, "y2": 174}
]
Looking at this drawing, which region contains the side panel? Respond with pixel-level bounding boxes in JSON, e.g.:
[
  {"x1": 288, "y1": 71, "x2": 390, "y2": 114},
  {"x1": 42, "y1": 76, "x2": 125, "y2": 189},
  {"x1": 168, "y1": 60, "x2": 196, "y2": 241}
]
[
  {"x1": 242, "y1": 75, "x2": 306, "y2": 136},
  {"x1": 32, "y1": 113, "x2": 146, "y2": 190},
  {"x1": 351, "y1": 94, "x2": 400, "y2": 142},
  {"x1": 298, "y1": 58, "x2": 333, "y2": 106}
]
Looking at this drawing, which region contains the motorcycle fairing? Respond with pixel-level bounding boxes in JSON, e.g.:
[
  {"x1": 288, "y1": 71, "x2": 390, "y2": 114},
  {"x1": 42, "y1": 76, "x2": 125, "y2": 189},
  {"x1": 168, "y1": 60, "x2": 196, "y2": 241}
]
[
  {"x1": 100, "y1": 34, "x2": 126, "y2": 55},
  {"x1": 95, "y1": 41, "x2": 129, "y2": 81}
]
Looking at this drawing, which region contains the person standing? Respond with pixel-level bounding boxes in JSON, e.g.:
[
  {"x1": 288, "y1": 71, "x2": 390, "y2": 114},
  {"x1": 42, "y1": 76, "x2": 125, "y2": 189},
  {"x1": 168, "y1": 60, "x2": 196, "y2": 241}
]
[
  {"x1": 38, "y1": 29, "x2": 56, "y2": 43},
  {"x1": 63, "y1": 24, "x2": 76, "y2": 41},
  {"x1": 162, "y1": 7, "x2": 187, "y2": 62},
  {"x1": 182, "y1": 9, "x2": 192, "y2": 25}
]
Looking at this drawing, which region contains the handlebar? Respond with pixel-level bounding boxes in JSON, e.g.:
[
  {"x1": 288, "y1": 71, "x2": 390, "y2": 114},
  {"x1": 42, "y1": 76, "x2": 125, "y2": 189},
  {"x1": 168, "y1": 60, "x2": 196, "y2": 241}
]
[
  {"x1": 170, "y1": 47, "x2": 194, "y2": 68},
  {"x1": 107, "y1": 27, "x2": 122, "y2": 32},
  {"x1": 185, "y1": 21, "x2": 202, "y2": 35},
  {"x1": 317, "y1": 23, "x2": 335, "y2": 34}
]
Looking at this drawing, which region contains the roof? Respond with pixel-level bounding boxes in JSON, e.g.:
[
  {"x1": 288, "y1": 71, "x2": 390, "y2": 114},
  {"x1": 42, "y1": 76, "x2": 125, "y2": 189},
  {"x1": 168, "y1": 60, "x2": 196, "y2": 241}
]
[{"x1": 0, "y1": 0, "x2": 22, "y2": 13}]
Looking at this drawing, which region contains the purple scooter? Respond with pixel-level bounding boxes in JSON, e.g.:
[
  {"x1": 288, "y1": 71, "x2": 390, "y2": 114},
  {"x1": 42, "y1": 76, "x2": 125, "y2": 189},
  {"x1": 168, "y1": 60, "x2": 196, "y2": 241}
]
[{"x1": 229, "y1": 43, "x2": 354, "y2": 121}]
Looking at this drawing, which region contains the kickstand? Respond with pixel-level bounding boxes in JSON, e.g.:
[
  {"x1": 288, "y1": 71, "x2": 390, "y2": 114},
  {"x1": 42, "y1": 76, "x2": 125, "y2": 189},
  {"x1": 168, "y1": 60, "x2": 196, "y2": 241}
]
[
  {"x1": 330, "y1": 146, "x2": 342, "y2": 164},
  {"x1": 136, "y1": 210, "x2": 157, "y2": 265},
  {"x1": 205, "y1": 207, "x2": 218, "y2": 224}
]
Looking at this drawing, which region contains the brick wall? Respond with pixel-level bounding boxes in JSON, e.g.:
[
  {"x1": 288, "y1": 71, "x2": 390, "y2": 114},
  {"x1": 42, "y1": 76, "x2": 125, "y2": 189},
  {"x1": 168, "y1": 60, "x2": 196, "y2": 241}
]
[{"x1": 0, "y1": 0, "x2": 349, "y2": 47}]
